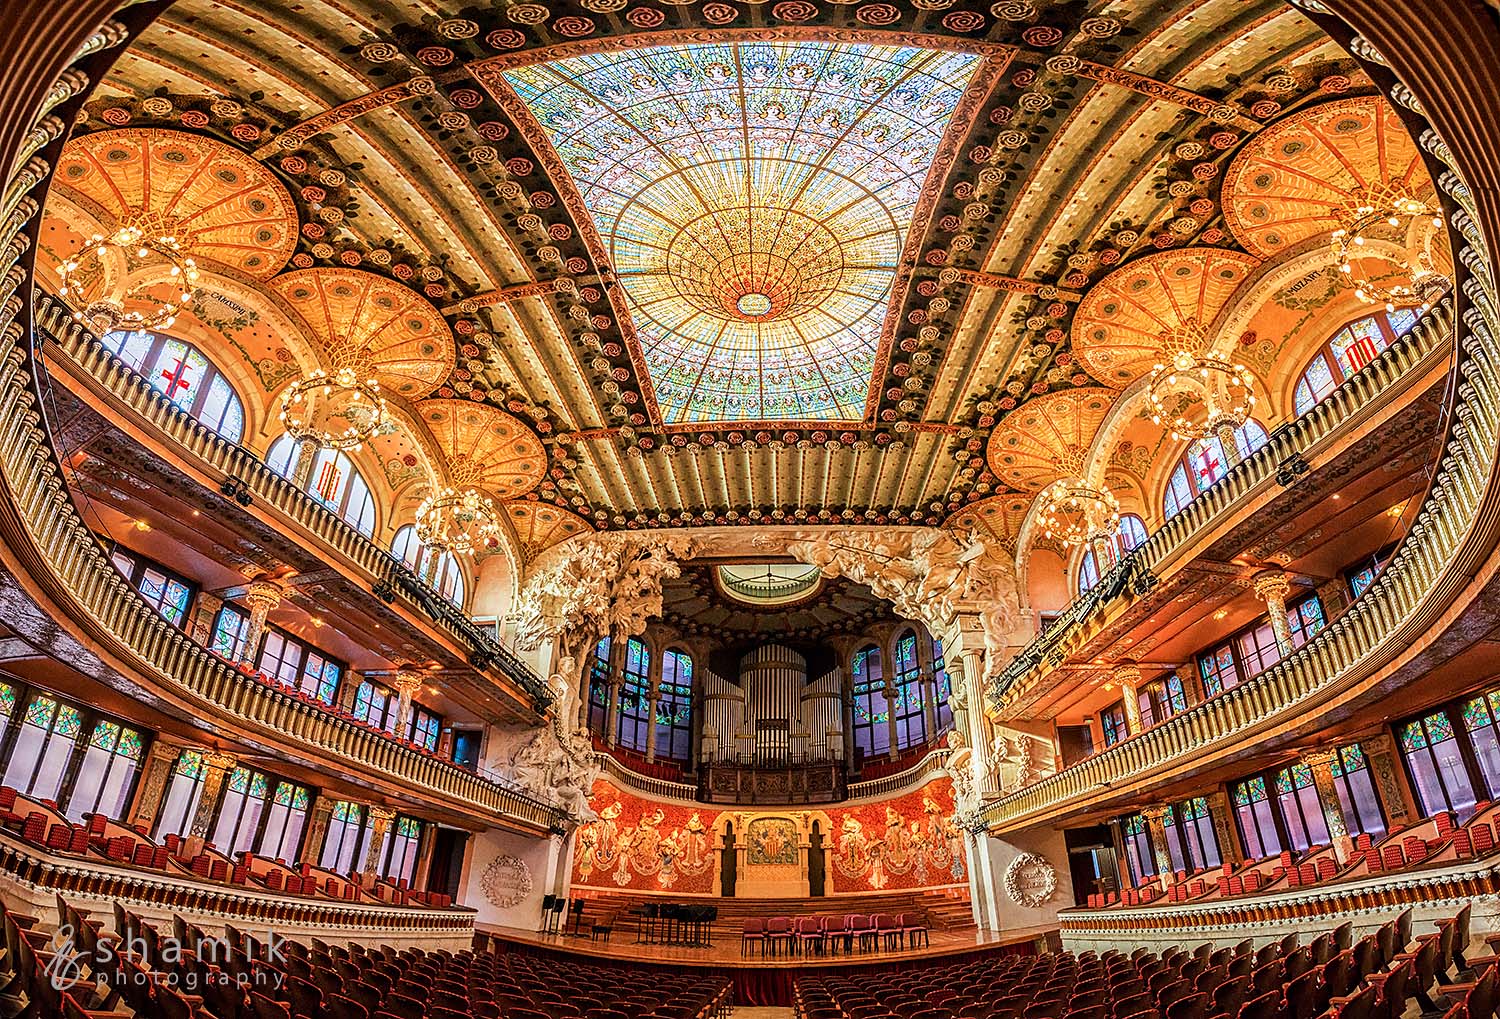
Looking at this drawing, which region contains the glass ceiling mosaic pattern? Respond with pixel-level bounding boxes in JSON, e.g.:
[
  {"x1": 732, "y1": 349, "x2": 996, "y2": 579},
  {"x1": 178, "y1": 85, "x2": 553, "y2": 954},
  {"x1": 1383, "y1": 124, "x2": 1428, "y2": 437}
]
[{"x1": 505, "y1": 42, "x2": 981, "y2": 423}]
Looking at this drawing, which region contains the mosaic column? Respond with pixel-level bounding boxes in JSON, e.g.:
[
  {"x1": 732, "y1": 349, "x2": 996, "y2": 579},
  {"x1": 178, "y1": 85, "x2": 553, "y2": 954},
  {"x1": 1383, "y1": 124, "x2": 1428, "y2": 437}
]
[
  {"x1": 1140, "y1": 803, "x2": 1175, "y2": 891},
  {"x1": 1114, "y1": 662, "x2": 1144, "y2": 735},
  {"x1": 605, "y1": 635, "x2": 625, "y2": 747},
  {"x1": 1363, "y1": 731, "x2": 1418, "y2": 825},
  {"x1": 363, "y1": 805, "x2": 397, "y2": 878},
  {"x1": 240, "y1": 578, "x2": 283, "y2": 666},
  {"x1": 392, "y1": 669, "x2": 422, "y2": 737},
  {"x1": 1302, "y1": 747, "x2": 1354, "y2": 863},
  {"x1": 189, "y1": 750, "x2": 238, "y2": 839},
  {"x1": 128, "y1": 740, "x2": 186, "y2": 831},
  {"x1": 1206, "y1": 787, "x2": 1243, "y2": 866},
  {"x1": 302, "y1": 795, "x2": 336, "y2": 867},
  {"x1": 290, "y1": 437, "x2": 320, "y2": 489},
  {"x1": 1253, "y1": 569, "x2": 1294, "y2": 656},
  {"x1": 1215, "y1": 421, "x2": 1243, "y2": 470},
  {"x1": 191, "y1": 592, "x2": 224, "y2": 648}
]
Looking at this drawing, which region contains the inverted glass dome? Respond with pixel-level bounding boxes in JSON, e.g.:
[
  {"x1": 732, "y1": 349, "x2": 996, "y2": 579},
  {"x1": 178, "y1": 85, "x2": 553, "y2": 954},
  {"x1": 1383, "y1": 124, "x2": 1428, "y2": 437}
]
[{"x1": 717, "y1": 563, "x2": 822, "y2": 605}]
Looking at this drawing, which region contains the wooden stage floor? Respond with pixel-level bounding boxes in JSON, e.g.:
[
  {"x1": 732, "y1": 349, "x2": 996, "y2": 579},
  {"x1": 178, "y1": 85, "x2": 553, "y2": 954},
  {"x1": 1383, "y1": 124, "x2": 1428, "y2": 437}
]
[{"x1": 479, "y1": 920, "x2": 1055, "y2": 971}]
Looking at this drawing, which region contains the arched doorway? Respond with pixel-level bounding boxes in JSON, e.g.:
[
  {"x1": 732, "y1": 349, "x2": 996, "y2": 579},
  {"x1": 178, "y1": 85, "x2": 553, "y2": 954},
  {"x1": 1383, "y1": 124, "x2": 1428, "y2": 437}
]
[
  {"x1": 720, "y1": 820, "x2": 737, "y2": 897},
  {"x1": 808, "y1": 820, "x2": 826, "y2": 897}
]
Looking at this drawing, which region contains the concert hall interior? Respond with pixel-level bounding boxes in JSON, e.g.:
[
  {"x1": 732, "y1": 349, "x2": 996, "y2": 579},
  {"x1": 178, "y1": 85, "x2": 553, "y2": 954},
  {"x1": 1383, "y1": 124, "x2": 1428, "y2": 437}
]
[{"x1": 0, "y1": 0, "x2": 1499, "y2": 1016}]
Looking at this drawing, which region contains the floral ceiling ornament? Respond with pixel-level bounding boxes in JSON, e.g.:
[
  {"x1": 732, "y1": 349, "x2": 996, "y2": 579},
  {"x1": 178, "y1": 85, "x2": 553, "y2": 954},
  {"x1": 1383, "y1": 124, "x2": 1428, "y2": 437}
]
[
  {"x1": 57, "y1": 214, "x2": 201, "y2": 334},
  {"x1": 480, "y1": 853, "x2": 534, "y2": 908}
]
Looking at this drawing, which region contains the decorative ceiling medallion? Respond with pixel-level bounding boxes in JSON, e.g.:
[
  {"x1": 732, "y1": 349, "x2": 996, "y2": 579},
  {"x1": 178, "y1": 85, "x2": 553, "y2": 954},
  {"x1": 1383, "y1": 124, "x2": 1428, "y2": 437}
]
[
  {"x1": 503, "y1": 500, "x2": 595, "y2": 563},
  {"x1": 945, "y1": 494, "x2": 1029, "y2": 551},
  {"x1": 1071, "y1": 249, "x2": 1261, "y2": 387},
  {"x1": 983, "y1": 388, "x2": 1115, "y2": 492},
  {"x1": 269, "y1": 268, "x2": 455, "y2": 400},
  {"x1": 502, "y1": 41, "x2": 982, "y2": 424},
  {"x1": 417, "y1": 399, "x2": 547, "y2": 500},
  {"x1": 1221, "y1": 96, "x2": 1434, "y2": 260},
  {"x1": 56, "y1": 128, "x2": 298, "y2": 279}
]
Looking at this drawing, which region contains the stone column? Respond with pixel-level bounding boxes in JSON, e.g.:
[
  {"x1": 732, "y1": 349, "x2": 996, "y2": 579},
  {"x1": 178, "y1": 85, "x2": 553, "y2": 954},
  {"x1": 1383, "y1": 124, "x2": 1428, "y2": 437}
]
[
  {"x1": 392, "y1": 669, "x2": 423, "y2": 738},
  {"x1": 1114, "y1": 662, "x2": 1144, "y2": 735},
  {"x1": 1303, "y1": 747, "x2": 1354, "y2": 863},
  {"x1": 958, "y1": 647, "x2": 991, "y2": 761},
  {"x1": 605, "y1": 634, "x2": 625, "y2": 747},
  {"x1": 1253, "y1": 569, "x2": 1294, "y2": 656},
  {"x1": 1215, "y1": 421, "x2": 1243, "y2": 470},
  {"x1": 290, "y1": 437, "x2": 320, "y2": 489},
  {"x1": 127, "y1": 740, "x2": 187, "y2": 831},
  {"x1": 1363, "y1": 731, "x2": 1419, "y2": 826},
  {"x1": 240, "y1": 578, "x2": 283, "y2": 666},
  {"x1": 302, "y1": 796, "x2": 336, "y2": 867},
  {"x1": 645, "y1": 647, "x2": 663, "y2": 762},
  {"x1": 187, "y1": 750, "x2": 238, "y2": 851},
  {"x1": 916, "y1": 633, "x2": 939, "y2": 738},
  {"x1": 363, "y1": 805, "x2": 397, "y2": 879},
  {"x1": 1207, "y1": 787, "x2": 1243, "y2": 866},
  {"x1": 191, "y1": 592, "x2": 225, "y2": 648},
  {"x1": 1140, "y1": 803, "x2": 1175, "y2": 891}
]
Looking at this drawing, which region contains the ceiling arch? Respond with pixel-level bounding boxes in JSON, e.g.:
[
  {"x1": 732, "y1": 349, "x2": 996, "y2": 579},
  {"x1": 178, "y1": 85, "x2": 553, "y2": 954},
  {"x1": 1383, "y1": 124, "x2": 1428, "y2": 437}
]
[
  {"x1": 415, "y1": 398, "x2": 548, "y2": 500},
  {"x1": 984, "y1": 388, "x2": 1117, "y2": 492},
  {"x1": 502, "y1": 500, "x2": 595, "y2": 566}
]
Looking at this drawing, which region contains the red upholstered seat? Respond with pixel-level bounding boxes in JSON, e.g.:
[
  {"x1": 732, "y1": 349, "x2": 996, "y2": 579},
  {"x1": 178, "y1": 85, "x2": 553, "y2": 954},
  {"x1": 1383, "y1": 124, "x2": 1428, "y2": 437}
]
[
  {"x1": 1454, "y1": 829, "x2": 1474, "y2": 857},
  {"x1": 1472, "y1": 823, "x2": 1495, "y2": 854},
  {"x1": 1436, "y1": 811, "x2": 1456, "y2": 836},
  {"x1": 1403, "y1": 836, "x2": 1428, "y2": 863},
  {"x1": 1355, "y1": 833, "x2": 1373, "y2": 852},
  {"x1": 1298, "y1": 863, "x2": 1316, "y2": 884},
  {"x1": 67, "y1": 826, "x2": 89, "y2": 854},
  {"x1": 1243, "y1": 872, "x2": 1262, "y2": 892},
  {"x1": 0, "y1": 787, "x2": 17, "y2": 811},
  {"x1": 1381, "y1": 844, "x2": 1405, "y2": 870},
  {"x1": 1317, "y1": 859, "x2": 1337, "y2": 881},
  {"x1": 45, "y1": 823, "x2": 72, "y2": 850}
]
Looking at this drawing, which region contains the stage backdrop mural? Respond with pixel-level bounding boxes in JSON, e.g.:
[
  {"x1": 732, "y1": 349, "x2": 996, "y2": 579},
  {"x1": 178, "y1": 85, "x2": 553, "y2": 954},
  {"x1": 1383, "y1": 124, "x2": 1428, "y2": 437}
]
[{"x1": 570, "y1": 777, "x2": 966, "y2": 895}]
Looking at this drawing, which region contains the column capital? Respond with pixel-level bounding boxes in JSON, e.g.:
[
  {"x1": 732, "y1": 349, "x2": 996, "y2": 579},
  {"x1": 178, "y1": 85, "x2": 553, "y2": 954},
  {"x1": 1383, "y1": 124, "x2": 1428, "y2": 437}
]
[
  {"x1": 1140, "y1": 803, "x2": 1172, "y2": 823},
  {"x1": 202, "y1": 750, "x2": 238, "y2": 773},
  {"x1": 1112, "y1": 662, "x2": 1143, "y2": 689},
  {"x1": 245, "y1": 578, "x2": 285, "y2": 610},
  {"x1": 392, "y1": 669, "x2": 424, "y2": 695},
  {"x1": 367, "y1": 805, "x2": 398, "y2": 823},
  {"x1": 1252, "y1": 568, "x2": 1290, "y2": 601},
  {"x1": 1300, "y1": 746, "x2": 1339, "y2": 770}
]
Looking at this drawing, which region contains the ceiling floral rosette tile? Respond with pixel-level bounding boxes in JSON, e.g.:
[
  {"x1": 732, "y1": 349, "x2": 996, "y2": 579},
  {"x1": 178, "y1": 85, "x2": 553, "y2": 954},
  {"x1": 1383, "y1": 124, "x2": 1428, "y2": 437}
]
[
  {"x1": 501, "y1": 500, "x2": 594, "y2": 564},
  {"x1": 268, "y1": 268, "x2": 455, "y2": 400},
  {"x1": 1221, "y1": 96, "x2": 1436, "y2": 259},
  {"x1": 945, "y1": 494, "x2": 1031, "y2": 553},
  {"x1": 54, "y1": 128, "x2": 299, "y2": 278},
  {"x1": 1071, "y1": 249, "x2": 1261, "y2": 387},
  {"x1": 983, "y1": 387, "x2": 1114, "y2": 492},
  {"x1": 416, "y1": 399, "x2": 548, "y2": 500}
]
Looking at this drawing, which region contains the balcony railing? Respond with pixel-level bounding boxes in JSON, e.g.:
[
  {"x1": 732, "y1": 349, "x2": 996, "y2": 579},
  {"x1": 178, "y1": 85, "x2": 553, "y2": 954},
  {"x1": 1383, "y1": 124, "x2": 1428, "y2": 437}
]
[
  {"x1": 977, "y1": 285, "x2": 1492, "y2": 831},
  {"x1": 34, "y1": 292, "x2": 551, "y2": 710}
]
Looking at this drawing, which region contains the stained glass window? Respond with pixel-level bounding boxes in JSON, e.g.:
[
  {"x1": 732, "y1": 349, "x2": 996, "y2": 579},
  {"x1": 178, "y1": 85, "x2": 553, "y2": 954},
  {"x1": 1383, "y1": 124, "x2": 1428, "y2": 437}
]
[
  {"x1": 1399, "y1": 708, "x2": 1479, "y2": 819},
  {"x1": 1231, "y1": 775, "x2": 1282, "y2": 859},
  {"x1": 255, "y1": 625, "x2": 344, "y2": 705},
  {"x1": 391, "y1": 524, "x2": 466, "y2": 607},
  {"x1": 1164, "y1": 421, "x2": 1270, "y2": 519},
  {"x1": 101, "y1": 330, "x2": 245, "y2": 441},
  {"x1": 588, "y1": 637, "x2": 611, "y2": 737},
  {"x1": 1274, "y1": 762, "x2": 1330, "y2": 850},
  {"x1": 67, "y1": 718, "x2": 144, "y2": 823},
  {"x1": 852, "y1": 644, "x2": 889, "y2": 759},
  {"x1": 933, "y1": 637, "x2": 953, "y2": 734},
  {"x1": 4, "y1": 694, "x2": 81, "y2": 803},
  {"x1": 1121, "y1": 812, "x2": 1156, "y2": 887},
  {"x1": 1199, "y1": 644, "x2": 1238, "y2": 697},
  {"x1": 258, "y1": 778, "x2": 310, "y2": 861},
  {"x1": 266, "y1": 437, "x2": 375, "y2": 537},
  {"x1": 321, "y1": 801, "x2": 369, "y2": 874},
  {"x1": 109, "y1": 547, "x2": 194, "y2": 628},
  {"x1": 616, "y1": 637, "x2": 651, "y2": 752},
  {"x1": 382, "y1": 814, "x2": 423, "y2": 885},
  {"x1": 654, "y1": 647, "x2": 694, "y2": 762},
  {"x1": 1330, "y1": 742, "x2": 1386, "y2": 840},
  {"x1": 1101, "y1": 703, "x2": 1127, "y2": 747},
  {"x1": 1288, "y1": 597, "x2": 1326, "y2": 647},
  {"x1": 504, "y1": 42, "x2": 982, "y2": 423},
  {"x1": 893, "y1": 630, "x2": 927, "y2": 750},
  {"x1": 1294, "y1": 310, "x2": 1416, "y2": 417}
]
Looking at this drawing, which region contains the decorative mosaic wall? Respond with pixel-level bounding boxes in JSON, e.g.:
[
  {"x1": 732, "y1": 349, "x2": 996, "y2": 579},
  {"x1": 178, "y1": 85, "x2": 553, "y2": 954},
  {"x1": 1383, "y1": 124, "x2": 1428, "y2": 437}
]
[{"x1": 570, "y1": 776, "x2": 965, "y2": 894}]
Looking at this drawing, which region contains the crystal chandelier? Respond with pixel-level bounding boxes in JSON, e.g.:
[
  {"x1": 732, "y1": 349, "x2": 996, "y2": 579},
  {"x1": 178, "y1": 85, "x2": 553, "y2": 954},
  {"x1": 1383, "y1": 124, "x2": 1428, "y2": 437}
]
[
  {"x1": 56, "y1": 215, "x2": 201, "y2": 334},
  {"x1": 414, "y1": 487, "x2": 500, "y2": 555},
  {"x1": 1146, "y1": 350, "x2": 1257, "y2": 443},
  {"x1": 1331, "y1": 184, "x2": 1446, "y2": 313},
  {"x1": 1039, "y1": 478, "x2": 1120, "y2": 546},
  {"x1": 278, "y1": 367, "x2": 387, "y2": 452}
]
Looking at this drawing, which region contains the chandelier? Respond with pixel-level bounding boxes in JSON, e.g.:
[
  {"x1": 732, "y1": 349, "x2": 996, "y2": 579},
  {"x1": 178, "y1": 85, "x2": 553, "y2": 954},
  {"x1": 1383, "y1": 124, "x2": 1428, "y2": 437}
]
[
  {"x1": 278, "y1": 367, "x2": 387, "y2": 452},
  {"x1": 56, "y1": 216, "x2": 201, "y2": 334},
  {"x1": 414, "y1": 487, "x2": 500, "y2": 555},
  {"x1": 1331, "y1": 184, "x2": 1446, "y2": 312},
  {"x1": 1039, "y1": 478, "x2": 1120, "y2": 546},
  {"x1": 1146, "y1": 350, "x2": 1256, "y2": 443}
]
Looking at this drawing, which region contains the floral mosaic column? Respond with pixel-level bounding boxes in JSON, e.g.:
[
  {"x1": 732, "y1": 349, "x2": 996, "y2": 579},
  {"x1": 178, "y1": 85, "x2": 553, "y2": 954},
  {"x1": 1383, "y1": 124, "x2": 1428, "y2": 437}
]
[
  {"x1": 240, "y1": 578, "x2": 283, "y2": 666},
  {"x1": 363, "y1": 805, "x2": 397, "y2": 877},
  {"x1": 189, "y1": 750, "x2": 238, "y2": 838},
  {"x1": 128, "y1": 739, "x2": 186, "y2": 831},
  {"x1": 1302, "y1": 747, "x2": 1354, "y2": 862},
  {"x1": 1140, "y1": 803, "x2": 1175, "y2": 891},
  {"x1": 1114, "y1": 662, "x2": 1143, "y2": 735},
  {"x1": 1253, "y1": 569, "x2": 1293, "y2": 656}
]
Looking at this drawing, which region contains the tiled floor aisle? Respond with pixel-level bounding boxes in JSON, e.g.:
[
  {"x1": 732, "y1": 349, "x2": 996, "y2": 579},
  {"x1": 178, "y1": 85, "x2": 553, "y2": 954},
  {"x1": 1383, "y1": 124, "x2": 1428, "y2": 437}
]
[{"x1": 735, "y1": 1008, "x2": 795, "y2": 1019}]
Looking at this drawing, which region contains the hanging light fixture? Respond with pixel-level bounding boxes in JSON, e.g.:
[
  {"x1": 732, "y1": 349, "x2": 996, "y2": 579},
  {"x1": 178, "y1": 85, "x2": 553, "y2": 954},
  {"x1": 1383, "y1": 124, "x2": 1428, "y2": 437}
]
[
  {"x1": 414, "y1": 486, "x2": 500, "y2": 555},
  {"x1": 1330, "y1": 183, "x2": 1446, "y2": 313},
  {"x1": 278, "y1": 365, "x2": 387, "y2": 452},
  {"x1": 1146, "y1": 349, "x2": 1257, "y2": 442},
  {"x1": 56, "y1": 214, "x2": 201, "y2": 334},
  {"x1": 1039, "y1": 478, "x2": 1120, "y2": 546}
]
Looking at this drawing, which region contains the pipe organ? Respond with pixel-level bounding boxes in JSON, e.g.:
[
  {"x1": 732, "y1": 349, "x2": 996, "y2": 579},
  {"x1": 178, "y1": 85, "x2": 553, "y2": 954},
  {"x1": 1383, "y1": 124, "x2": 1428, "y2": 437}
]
[{"x1": 698, "y1": 644, "x2": 845, "y2": 764}]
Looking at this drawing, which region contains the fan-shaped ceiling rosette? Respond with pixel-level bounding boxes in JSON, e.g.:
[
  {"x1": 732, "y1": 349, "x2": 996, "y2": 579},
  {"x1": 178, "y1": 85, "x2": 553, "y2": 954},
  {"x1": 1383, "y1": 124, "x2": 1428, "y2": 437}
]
[
  {"x1": 946, "y1": 494, "x2": 1031, "y2": 551},
  {"x1": 502, "y1": 501, "x2": 593, "y2": 562},
  {"x1": 269, "y1": 269, "x2": 455, "y2": 400},
  {"x1": 417, "y1": 399, "x2": 547, "y2": 500},
  {"x1": 55, "y1": 128, "x2": 298, "y2": 278},
  {"x1": 1072, "y1": 250, "x2": 1260, "y2": 387},
  {"x1": 1222, "y1": 96, "x2": 1434, "y2": 259},
  {"x1": 984, "y1": 388, "x2": 1116, "y2": 492}
]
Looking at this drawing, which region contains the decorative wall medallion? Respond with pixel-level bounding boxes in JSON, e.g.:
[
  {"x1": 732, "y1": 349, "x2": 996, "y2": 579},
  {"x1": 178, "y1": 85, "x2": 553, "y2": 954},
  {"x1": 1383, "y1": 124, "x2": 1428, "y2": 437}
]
[
  {"x1": 481, "y1": 853, "x2": 533, "y2": 908},
  {"x1": 1004, "y1": 851, "x2": 1057, "y2": 908}
]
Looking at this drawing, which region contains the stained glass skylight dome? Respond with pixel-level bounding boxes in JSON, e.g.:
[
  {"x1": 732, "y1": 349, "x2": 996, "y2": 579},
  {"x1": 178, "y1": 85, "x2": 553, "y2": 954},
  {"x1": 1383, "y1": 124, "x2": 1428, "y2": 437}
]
[{"x1": 504, "y1": 41, "x2": 981, "y2": 423}]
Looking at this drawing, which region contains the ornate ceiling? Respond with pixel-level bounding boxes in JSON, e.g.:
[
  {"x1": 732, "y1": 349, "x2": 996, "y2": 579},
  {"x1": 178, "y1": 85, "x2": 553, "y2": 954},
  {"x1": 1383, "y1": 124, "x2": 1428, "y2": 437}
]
[{"x1": 39, "y1": 0, "x2": 1443, "y2": 566}]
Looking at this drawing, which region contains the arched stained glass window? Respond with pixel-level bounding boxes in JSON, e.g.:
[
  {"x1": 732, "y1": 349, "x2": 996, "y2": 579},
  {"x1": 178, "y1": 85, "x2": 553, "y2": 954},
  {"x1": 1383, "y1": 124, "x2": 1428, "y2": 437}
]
[
  {"x1": 1164, "y1": 421, "x2": 1270, "y2": 520},
  {"x1": 933, "y1": 637, "x2": 953, "y2": 734},
  {"x1": 102, "y1": 330, "x2": 245, "y2": 441},
  {"x1": 266, "y1": 437, "x2": 376, "y2": 537},
  {"x1": 851, "y1": 644, "x2": 888, "y2": 760},
  {"x1": 655, "y1": 648, "x2": 693, "y2": 762},
  {"x1": 1294, "y1": 309, "x2": 1421, "y2": 416},
  {"x1": 893, "y1": 630, "x2": 927, "y2": 751},
  {"x1": 587, "y1": 638, "x2": 610, "y2": 737},
  {"x1": 391, "y1": 524, "x2": 466, "y2": 607},
  {"x1": 1077, "y1": 514, "x2": 1150, "y2": 595},
  {"x1": 616, "y1": 637, "x2": 650, "y2": 752}
]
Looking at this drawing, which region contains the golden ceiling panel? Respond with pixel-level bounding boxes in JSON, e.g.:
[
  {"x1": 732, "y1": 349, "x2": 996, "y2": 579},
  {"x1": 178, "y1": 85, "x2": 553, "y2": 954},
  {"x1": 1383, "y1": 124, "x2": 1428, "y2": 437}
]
[
  {"x1": 416, "y1": 399, "x2": 547, "y2": 501},
  {"x1": 56, "y1": 128, "x2": 298, "y2": 278},
  {"x1": 1222, "y1": 96, "x2": 1431, "y2": 259},
  {"x1": 502, "y1": 501, "x2": 593, "y2": 564},
  {"x1": 984, "y1": 388, "x2": 1117, "y2": 492},
  {"x1": 946, "y1": 494, "x2": 1032, "y2": 551},
  {"x1": 1071, "y1": 249, "x2": 1261, "y2": 387},
  {"x1": 268, "y1": 268, "x2": 455, "y2": 400}
]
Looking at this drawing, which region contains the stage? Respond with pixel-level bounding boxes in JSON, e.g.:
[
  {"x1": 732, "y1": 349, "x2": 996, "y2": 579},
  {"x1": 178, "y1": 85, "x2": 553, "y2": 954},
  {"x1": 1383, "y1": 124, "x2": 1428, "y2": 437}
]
[{"x1": 478, "y1": 921, "x2": 1055, "y2": 1005}]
